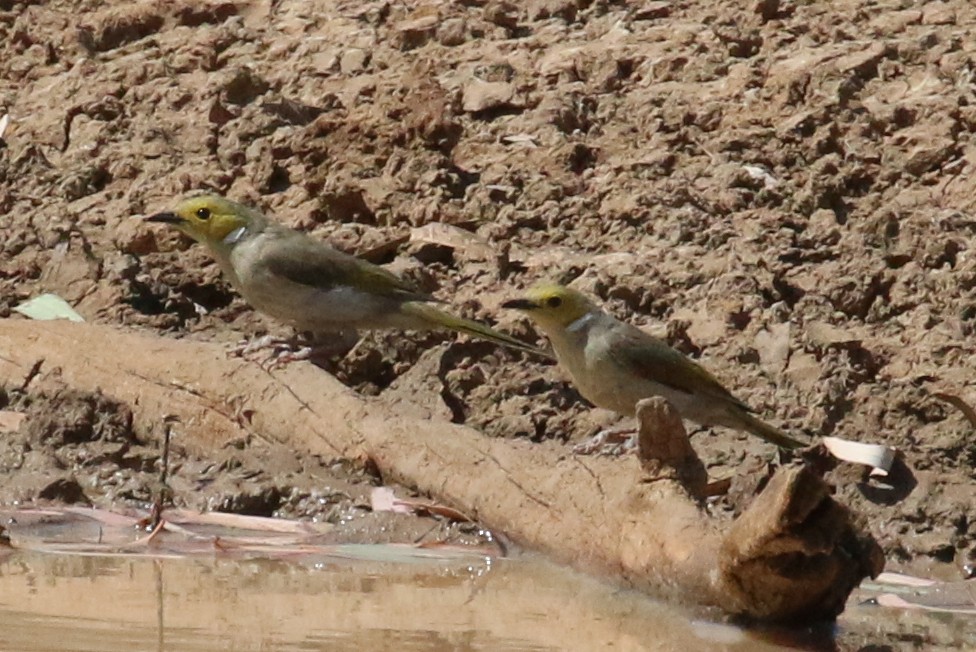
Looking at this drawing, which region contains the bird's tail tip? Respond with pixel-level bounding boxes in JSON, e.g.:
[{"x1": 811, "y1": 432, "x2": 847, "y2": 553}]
[
  {"x1": 741, "y1": 412, "x2": 808, "y2": 450},
  {"x1": 405, "y1": 302, "x2": 553, "y2": 359}
]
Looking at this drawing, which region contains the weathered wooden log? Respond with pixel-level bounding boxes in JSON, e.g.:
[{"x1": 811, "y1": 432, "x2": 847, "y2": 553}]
[{"x1": 0, "y1": 319, "x2": 883, "y2": 621}]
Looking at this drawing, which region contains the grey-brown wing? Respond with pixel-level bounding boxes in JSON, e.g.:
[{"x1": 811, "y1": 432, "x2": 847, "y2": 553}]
[
  {"x1": 260, "y1": 229, "x2": 432, "y2": 303},
  {"x1": 605, "y1": 324, "x2": 751, "y2": 411}
]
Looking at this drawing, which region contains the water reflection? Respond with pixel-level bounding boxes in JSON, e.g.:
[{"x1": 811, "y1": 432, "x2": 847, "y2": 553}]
[{"x1": 0, "y1": 551, "x2": 801, "y2": 652}]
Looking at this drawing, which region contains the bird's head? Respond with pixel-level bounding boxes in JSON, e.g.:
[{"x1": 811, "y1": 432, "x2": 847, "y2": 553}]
[
  {"x1": 502, "y1": 284, "x2": 597, "y2": 333},
  {"x1": 146, "y1": 194, "x2": 260, "y2": 248}
]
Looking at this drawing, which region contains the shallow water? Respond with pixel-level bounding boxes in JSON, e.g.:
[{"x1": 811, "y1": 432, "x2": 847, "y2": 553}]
[{"x1": 0, "y1": 550, "x2": 804, "y2": 652}]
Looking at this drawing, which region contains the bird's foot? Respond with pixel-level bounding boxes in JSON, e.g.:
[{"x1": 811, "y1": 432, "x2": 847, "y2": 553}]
[
  {"x1": 572, "y1": 426, "x2": 638, "y2": 456},
  {"x1": 230, "y1": 333, "x2": 360, "y2": 370},
  {"x1": 230, "y1": 334, "x2": 290, "y2": 358},
  {"x1": 229, "y1": 335, "x2": 312, "y2": 370},
  {"x1": 263, "y1": 345, "x2": 315, "y2": 370}
]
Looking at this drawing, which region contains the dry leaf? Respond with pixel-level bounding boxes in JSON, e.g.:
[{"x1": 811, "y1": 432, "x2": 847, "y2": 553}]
[
  {"x1": 370, "y1": 486, "x2": 413, "y2": 515},
  {"x1": 873, "y1": 571, "x2": 937, "y2": 587},
  {"x1": 2, "y1": 506, "x2": 493, "y2": 562},
  {"x1": 393, "y1": 498, "x2": 471, "y2": 523},
  {"x1": 409, "y1": 223, "x2": 495, "y2": 260},
  {"x1": 501, "y1": 133, "x2": 538, "y2": 147},
  {"x1": 874, "y1": 590, "x2": 976, "y2": 615},
  {"x1": 822, "y1": 436, "x2": 896, "y2": 474},
  {"x1": 370, "y1": 487, "x2": 470, "y2": 521},
  {"x1": 13, "y1": 293, "x2": 84, "y2": 322},
  {"x1": 163, "y1": 508, "x2": 333, "y2": 535}
]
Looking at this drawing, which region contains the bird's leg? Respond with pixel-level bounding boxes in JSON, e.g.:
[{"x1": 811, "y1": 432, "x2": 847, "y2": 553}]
[
  {"x1": 572, "y1": 424, "x2": 639, "y2": 456},
  {"x1": 230, "y1": 333, "x2": 300, "y2": 358},
  {"x1": 229, "y1": 333, "x2": 311, "y2": 366},
  {"x1": 230, "y1": 331, "x2": 360, "y2": 369},
  {"x1": 263, "y1": 342, "x2": 316, "y2": 369}
]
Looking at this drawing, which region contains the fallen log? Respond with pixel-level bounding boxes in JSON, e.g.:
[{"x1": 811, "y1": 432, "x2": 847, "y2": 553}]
[{"x1": 0, "y1": 319, "x2": 883, "y2": 622}]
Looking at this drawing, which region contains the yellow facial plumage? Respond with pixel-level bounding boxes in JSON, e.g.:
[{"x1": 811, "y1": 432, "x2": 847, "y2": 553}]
[
  {"x1": 502, "y1": 284, "x2": 597, "y2": 330},
  {"x1": 148, "y1": 194, "x2": 253, "y2": 245}
]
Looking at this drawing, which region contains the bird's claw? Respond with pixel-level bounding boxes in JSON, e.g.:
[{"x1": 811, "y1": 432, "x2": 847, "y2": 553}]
[
  {"x1": 573, "y1": 427, "x2": 638, "y2": 456},
  {"x1": 229, "y1": 335, "x2": 289, "y2": 358},
  {"x1": 261, "y1": 346, "x2": 313, "y2": 371},
  {"x1": 228, "y1": 335, "x2": 311, "y2": 370}
]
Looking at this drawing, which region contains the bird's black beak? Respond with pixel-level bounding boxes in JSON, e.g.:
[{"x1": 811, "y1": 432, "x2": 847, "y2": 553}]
[
  {"x1": 502, "y1": 298, "x2": 539, "y2": 311},
  {"x1": 145, "y1": 211, "x2": 184, "y2": 224}
]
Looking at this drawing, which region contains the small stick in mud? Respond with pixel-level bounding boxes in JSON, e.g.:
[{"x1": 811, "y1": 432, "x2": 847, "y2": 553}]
[
  {"x1": 145, "y1": 415, "x2": 179, "y2": 532},
  {"x1": 160, "y1": 415, "x2": 177, "y2": 486}
]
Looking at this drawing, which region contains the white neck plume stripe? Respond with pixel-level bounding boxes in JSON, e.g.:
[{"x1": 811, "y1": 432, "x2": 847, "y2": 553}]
[
  {"x1": 223, "y1": 226, "x2": 247, "y2": 244},
  {"x1": 566, "y1": 311, "x2": 598, "y2": 333}
]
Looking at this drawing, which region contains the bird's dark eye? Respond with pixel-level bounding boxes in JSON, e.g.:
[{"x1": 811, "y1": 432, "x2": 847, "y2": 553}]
[
  {"x1": 195, "y1": 207, "x2": 211, "y2": 220},
  {"x1": 546, "y1": 296, "x2": 563, "y2": 308}
]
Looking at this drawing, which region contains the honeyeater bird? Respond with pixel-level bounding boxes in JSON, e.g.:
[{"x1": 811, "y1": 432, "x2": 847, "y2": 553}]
[
  {"x1": 502, "y1": 284, "x2": 806, "y2": 449},
  {"x1": 145, "y1": 194, "x2": 549, "y2": 358}
]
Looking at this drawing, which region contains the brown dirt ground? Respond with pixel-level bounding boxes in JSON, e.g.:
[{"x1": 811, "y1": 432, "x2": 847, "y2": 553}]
[{"x1": 1, "y1": 0, "x2": 976, "y2": 645}]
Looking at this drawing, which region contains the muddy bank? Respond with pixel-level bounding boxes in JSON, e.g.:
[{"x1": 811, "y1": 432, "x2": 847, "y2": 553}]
[{"x1": 0, "y1": 377, "x2": 489, "y2": 549}]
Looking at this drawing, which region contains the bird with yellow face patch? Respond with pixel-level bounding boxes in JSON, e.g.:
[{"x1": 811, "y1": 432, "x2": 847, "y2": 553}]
[
  {"x1": 146, "y1": 194, "x2": 549, "y2": 359},
  {"x1": 503, "y1": 284, "x2": 806, "y2": 450}
]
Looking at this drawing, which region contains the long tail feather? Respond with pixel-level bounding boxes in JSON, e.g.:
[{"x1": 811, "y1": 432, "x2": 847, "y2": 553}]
[
  {"x1": 737, "y1": 411, "x2": 808, "y2": 450},
  {"x1": 402, "y1": 302, "x2": 553, "y2": 359}
]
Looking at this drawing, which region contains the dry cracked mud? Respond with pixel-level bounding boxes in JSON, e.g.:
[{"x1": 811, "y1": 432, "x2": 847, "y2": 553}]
[{"x1": 2, "y1": 0, "x2": 976, "y2": 646}]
